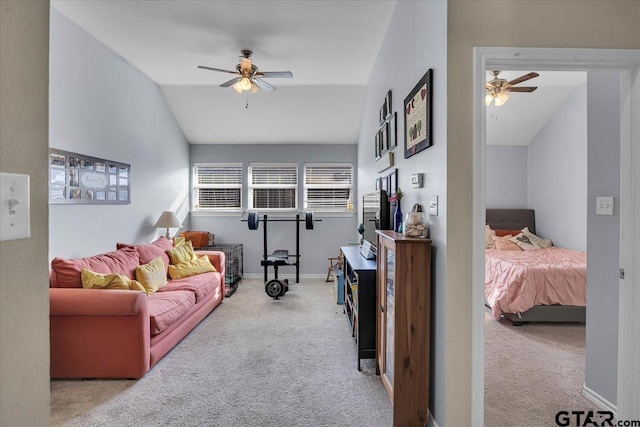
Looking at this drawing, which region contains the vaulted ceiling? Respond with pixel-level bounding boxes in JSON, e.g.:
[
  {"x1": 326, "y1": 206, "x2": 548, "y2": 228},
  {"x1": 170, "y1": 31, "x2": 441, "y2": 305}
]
[{"x1": 51, "y1": 1, "x2": 586, "y2": 146}]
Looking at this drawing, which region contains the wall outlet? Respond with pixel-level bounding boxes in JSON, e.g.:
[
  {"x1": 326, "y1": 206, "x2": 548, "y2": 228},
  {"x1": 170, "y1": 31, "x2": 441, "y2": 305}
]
[{"x1": 596, "y1": 196, "x2": 614, "y2": 216}]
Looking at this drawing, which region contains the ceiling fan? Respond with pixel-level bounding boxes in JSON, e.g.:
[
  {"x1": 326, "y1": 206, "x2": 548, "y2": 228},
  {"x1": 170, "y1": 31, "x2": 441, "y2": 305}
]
[
  {"x1": 198, "y1": 49, "x2": 293, "y2": 94},
  {"x1": 485, "y1": 70, "x2": 539, "y2": 106}
]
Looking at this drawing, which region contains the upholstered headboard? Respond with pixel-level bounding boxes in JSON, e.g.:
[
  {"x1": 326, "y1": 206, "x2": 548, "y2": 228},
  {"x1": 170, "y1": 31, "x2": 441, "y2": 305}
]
[{"x1": 486, "y1": 209, "x2": 535, "y2": 234}]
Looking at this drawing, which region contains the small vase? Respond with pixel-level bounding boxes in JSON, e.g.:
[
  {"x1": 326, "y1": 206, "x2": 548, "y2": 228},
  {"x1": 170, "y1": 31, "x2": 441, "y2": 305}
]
[{"x1": 394, "y1": 201, "x2": 403, "y2": 232}]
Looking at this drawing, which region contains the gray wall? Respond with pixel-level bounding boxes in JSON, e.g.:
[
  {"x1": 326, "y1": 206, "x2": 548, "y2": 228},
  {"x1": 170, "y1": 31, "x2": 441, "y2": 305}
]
[
  {"x1": 49, "y1": 8, "x2": 190, "y2": 259},
  {"x1": 357, "y1": 1, "x2": 447, "y2": 423},
  {"x1": 486, "y1": 146, "x2": 528, "y2": 208},
  {"x1": 189, "y1": 144, "x2": 357, "y2": 275},
  {"x1": 527, "y1": 84, "x2": 587, "y2": 250},
  {"x1": 585, "y1": 71, "x2": 620, "y2": 405},
  {"x1": 0, "y1": 1, "x2": 50, "y2": 425}
]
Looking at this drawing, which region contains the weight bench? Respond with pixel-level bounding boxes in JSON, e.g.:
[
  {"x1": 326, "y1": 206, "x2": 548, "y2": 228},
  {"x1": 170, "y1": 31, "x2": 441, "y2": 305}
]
[{"x1": 261, "y1": 250, "x2": 289, "y2": 280}]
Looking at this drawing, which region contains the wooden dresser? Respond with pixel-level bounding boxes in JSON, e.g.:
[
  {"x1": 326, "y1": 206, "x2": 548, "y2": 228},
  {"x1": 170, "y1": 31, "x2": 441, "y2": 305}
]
[{"x1": 375, "y1": 230, "x2": 431, "y2": 427}]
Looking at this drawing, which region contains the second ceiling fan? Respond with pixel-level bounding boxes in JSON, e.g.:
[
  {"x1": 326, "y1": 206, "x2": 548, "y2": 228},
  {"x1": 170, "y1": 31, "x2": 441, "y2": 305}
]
[
  {"x1": 486, "y1": 71, "x2": 539, "y2": 106},
  {"x1": 198, "y1": 49, "x2": 293, "y2": 94}
]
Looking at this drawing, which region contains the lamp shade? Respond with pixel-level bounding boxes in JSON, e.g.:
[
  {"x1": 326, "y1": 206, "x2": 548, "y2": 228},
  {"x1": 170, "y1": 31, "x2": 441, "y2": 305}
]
[{"x1": 154, "y1": 211, "x2": 181, "y2": 238}]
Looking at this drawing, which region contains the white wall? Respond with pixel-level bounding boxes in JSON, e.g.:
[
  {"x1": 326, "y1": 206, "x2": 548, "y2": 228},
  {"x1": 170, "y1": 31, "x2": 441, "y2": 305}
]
[
  {"x1": 585, "y1": 71, "x2": 621, "y2": 406},
  {"x1": 357, "y1": 1, "x2": 448, "y2": 423},
  {"x1": 527, "y1": 84, "x2": 587, "y2": 250},
  {"x1": 189, "y1": 144, "x2": 358, "y2": 275},
  {"x1": 0, "y1": 1, "x2": 51, "y2": 425},
  {"x1": 49, "y1": 7, "x2": 190, "y2": 258},
  {"x1": 486, "y1": 146, "x2": 528, "y2": 208}
]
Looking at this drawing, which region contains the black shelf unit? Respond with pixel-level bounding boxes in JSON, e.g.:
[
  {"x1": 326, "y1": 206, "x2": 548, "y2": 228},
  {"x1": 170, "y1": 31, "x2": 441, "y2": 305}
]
[{"x1": 340, "y1": 246, "x2": 377, "y2": 371}]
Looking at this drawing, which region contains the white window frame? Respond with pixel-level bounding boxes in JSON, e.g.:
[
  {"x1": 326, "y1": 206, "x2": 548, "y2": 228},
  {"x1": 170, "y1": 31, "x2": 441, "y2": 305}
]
[
  {"x1": 192, "y1": 163, "x2": 243, "y2": 213},
  {"x1": 248, "y1": 163, "x2": 298, "y2": 212},
  {"x1": 303, "y1": 163, "x2": 354, "y2": 213}
]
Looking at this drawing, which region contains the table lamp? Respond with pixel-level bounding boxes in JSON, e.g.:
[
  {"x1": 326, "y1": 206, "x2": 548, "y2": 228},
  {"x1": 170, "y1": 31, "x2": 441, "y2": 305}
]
[{"x1": 154, "y1": 211, "x2": 181, "y2": 239}]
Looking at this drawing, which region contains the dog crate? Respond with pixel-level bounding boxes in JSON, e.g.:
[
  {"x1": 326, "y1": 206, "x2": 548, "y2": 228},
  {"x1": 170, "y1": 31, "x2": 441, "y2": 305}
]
[{"x1": 206, "y1": 243, "x2": 243, "y2": 286}]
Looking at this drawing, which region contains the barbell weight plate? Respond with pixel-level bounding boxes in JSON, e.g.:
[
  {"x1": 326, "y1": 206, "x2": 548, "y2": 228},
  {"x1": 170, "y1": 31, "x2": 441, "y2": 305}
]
[
  {"x1": 248, "y1": 212, "x2": 259, "y2": 230},
  {"x1": 305, "y1": 211, "x2": 314, "y2": 230}
]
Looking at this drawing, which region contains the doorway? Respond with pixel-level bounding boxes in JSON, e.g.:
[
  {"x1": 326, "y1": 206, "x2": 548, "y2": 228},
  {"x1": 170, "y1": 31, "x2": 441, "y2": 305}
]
[{"x1": 471, "y1": 47, "x2": 640, "y2": 423}]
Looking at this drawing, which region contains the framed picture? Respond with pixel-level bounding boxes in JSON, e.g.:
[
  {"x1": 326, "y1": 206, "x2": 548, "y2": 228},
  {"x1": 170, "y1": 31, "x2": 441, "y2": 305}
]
[
  {"x1": 49, "y1": 148, "x2": 130, "y2": 205},
  {"x1": 385, "y1": 90, "x2": 392, "y2": 121},
  {"x1": 387, "y1": 168, "x2": 398, "y2": 198},
  {"x1": 375, "y1": 177, "x2": 381, "y2": 190},
  {"x1": 389, "y1": 112, "x2": 397, "y2": 149},
  {"x1": 404, "y1": 69, "x2": 433, "y2": 159},
  {"x1": 381, "y1": 175, "x2": 388, "y2": 193},
  {"x1": 375, "y1": 131, "x2": 381, "y2": 159},
  {"x1": 381, "y1": 121, "x2": 389, "y2": 153}
]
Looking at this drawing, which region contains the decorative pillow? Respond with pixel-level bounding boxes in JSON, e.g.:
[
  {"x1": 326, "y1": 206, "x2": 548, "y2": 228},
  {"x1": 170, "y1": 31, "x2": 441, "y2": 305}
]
[
  {"x1": 495, "y1": 229, "x2": 523, "y2": 237},
  {"x1": 81, "y1": 268, "x2": 146, "y2": 292},
  {"x1": 491, "y1": 234, "x2": 522, "y2": 251},
  {"x1": 135, "y1": 257, "x2": 167, "y2": 294},
  {"x1": 168, "y1": 255, "x2": 217, "y2": 280},
  {"x1": 509, "y1": 233, "x2": 541, "y2": 251},
  {"x1": 116, "y1": 236, "x2": 173, "y2": 271},
  {"x1": 166, "y1": 240, "x2": 197, "y2": 265},
  {"x1": 173, "y1": 236, "x2": 185, "y2": 247},
  {"x1": 485, "y1": 225, "x2": 496, "y2": 249},
  {"x1": 521, "y1": 227, "x2": 553, "y2": 249},
  {"x1": 50, "y1": 247, "x2": 140, "y2": 288}
]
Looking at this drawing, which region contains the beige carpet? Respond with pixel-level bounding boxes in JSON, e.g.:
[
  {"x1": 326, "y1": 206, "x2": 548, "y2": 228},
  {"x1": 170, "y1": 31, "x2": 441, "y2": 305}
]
[{"x1": 484, "y1": 308, "x2": 600, "y2": 427}]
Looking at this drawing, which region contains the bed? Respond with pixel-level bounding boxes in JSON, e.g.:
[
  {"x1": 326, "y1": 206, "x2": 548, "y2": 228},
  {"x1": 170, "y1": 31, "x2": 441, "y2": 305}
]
[{"x1": 485, "y1": 209, "x2": 586, "y2": 325}]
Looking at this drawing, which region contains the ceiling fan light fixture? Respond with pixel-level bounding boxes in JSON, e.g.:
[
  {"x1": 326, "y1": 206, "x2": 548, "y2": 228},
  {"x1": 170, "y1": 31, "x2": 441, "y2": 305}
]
[
  {"x1": 240, "y1": 77, "x2": 252, "y2": 91},
  {"x1": 485, "y1": 92, "x2": 494, "y2": 106},
  {"x1": 250, "y1": 83, "x2": 259, "y2": 94},
  {"x1": 232, "y1": 81, "x2": 243, "y2": 94},
  {"x1": 495, "y1": 90, "x2": 510, "y2": 106}
]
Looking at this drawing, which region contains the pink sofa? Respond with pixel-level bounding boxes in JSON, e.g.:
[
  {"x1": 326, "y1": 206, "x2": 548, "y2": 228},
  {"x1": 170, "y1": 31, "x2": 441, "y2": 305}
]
[{"x1": 49, "y1": 237, "x2": 225, "y2": 379}]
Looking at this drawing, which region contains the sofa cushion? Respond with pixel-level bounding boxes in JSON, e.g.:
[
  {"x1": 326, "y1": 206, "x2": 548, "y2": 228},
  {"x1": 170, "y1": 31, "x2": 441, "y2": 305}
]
[
  {"x1": 51, "y1": 247, "x2": 140, "y2": 288},
  {"x1": 81, "y1": 268, "x2": 146, "y2": 292},
  {"x1": 116, "y1": 236, "x2": 173, "y2": 272},
  {"x1": 158, "y1": 271, "x2": 220, "y2": 303},
  {"x1": 148, "y1": 290, "x2": 195, "y2": 336}
]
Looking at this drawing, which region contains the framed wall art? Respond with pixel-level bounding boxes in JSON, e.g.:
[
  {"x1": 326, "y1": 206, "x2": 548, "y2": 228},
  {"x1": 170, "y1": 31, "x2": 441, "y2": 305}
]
[
  {"x1": 389, "y1": 112, "x2": 397, "y2": 150},
  {"x1": 404, "y1": 69, "x2": 433, "y2": 159},
  {"x1": 49, "y1": 148, "x2": 130, "y2": 205}
]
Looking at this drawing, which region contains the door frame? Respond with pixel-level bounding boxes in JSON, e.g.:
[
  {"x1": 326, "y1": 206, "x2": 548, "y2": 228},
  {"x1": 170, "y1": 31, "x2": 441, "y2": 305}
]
[{"x1": 472, "y1": 47, "x2": 640, "y2": 423}]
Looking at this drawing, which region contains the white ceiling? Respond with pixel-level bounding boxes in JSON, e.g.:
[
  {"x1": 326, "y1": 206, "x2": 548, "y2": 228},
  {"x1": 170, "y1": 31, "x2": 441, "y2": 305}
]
[
  {"x1": 51, "y1": 1, "x2": 586, "y2": 147},
  {"x1": 51, "y1": 0, "x2": 397, "y2": 144}
]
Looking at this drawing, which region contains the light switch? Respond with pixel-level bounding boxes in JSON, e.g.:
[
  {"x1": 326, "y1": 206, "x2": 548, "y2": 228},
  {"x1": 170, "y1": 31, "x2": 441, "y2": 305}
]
[
  {"x1": 429, "y1": 195, "x2": 438, "y2": 216},
  {"x1": 1, "y1": 173, "x2": 31, "y2": 241},
  {"x1": 596, "y1": 196, "x2": 614, "y2": 216}
]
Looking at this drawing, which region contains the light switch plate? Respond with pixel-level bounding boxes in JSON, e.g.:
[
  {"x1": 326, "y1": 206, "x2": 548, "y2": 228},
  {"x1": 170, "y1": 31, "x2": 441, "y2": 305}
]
[
  {"x1": 1, "y1": 173, "x2": 31, "y2": 241},
  {"x1": 596, "y1": 196, "x2": 614, "y2": 216},
  {"x1": 429, "y1": 195, "x2": 438, "y2": 216}
]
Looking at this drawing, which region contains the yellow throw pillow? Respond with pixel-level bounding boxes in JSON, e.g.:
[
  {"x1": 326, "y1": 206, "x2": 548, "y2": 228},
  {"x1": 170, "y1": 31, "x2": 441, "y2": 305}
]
[
  {"x1": 166, "y1": 240, "x2": 197, "y2": 265},
  {"x1": 135, "y1": 256, "x2": 167, "y2": 294},
  {"x1": 81, "y1": 268, "x2": 145, "y2": 292},
  {"x1": 168, "y1": 255, "x2": 217, "y2": 280}
]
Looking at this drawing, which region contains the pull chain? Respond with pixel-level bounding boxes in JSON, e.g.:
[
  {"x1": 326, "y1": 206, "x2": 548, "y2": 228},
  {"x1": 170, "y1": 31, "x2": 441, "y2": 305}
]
[{"x1": 245, "y1": 92, "x2": 249, "y2": 109}]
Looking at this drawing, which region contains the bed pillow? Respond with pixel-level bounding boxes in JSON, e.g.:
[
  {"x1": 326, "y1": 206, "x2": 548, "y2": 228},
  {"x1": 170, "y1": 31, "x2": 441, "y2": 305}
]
[
  {"x1": 491, "y1": 235, "x2": 522, "y2": 251},
  {"x1": 485, "y1": 225, "x2": 496, "y2": 249},
  {"x1": 509, "y1": 233, "x2": 541, "y2": 251},
  {"x1": 495, "y1": 229, "x2": 523, "y2": 237},
  {"x1": 521, "y1": 227, "x2": 553, "y2": 249}
]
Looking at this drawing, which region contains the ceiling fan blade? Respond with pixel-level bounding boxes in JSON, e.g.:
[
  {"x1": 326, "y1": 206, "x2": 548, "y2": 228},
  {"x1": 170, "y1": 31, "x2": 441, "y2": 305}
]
[
  {"x1": 197, "y1": 65, "x2": 239, "y2": 75},
  {"x1": 507, "y1": 72, "x2": 539, "y2": 86},
  {"x1": 252, "y1": 78, "x2": 276, "y2": 92},
  {"x1": 255, "y1": 71, "x2": 293, "y2": 79},
  {"x1": 505, "y1": 86, "x2": 538, "y2": 93},
  {"x1": 220, "y1": 77, "x2": 242, "y2": 87}
]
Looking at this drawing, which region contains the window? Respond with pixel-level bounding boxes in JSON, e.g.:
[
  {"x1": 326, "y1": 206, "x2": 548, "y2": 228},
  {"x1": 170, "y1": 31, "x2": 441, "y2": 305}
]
[
  {"x1": 248, "y1": 163, "x2": 298, "y2": 211},
  {"x1": 304, "y1": 163, "x2": 353, "y2": 212},
  {"x1": 192, "y1": 163, "x2": 242, "y2": 211}
]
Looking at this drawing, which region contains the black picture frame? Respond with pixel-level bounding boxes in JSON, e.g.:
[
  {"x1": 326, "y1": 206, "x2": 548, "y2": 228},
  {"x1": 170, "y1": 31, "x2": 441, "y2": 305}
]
[
  {"x1": 387, "y1": 168, "x2": 398, "y2": 198},
  {"x1": 389, "y1": 112, "x2": 397, "y2": 150},
  {"x1": 404, "y1": 69, "x2": 433, "y2": 159},
  {"x1": 375, "y1": 131, "x2": 381, "y2": 159},
  {"x1": 381, "y1": 121, "x2": 389, "y2": 153},
  {"x1": 375, "y1": 177, "x2": 381, "y2": 190}
]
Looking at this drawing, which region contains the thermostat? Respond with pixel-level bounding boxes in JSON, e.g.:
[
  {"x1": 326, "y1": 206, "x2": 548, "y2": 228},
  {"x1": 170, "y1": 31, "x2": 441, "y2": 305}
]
[{"x1": 411, "y1": 173, "x2": 424, "y2": 188}]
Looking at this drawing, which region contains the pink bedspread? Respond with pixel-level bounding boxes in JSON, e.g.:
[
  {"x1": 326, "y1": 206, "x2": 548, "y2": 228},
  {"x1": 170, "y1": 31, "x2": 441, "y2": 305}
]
[{"x1": 485, "y1": 247, "x2": 587, "y2": 319}]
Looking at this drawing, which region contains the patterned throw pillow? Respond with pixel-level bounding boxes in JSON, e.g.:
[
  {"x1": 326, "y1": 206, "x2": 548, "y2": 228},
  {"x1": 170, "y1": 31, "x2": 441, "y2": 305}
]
[
  {"x1": 509, "y1": 233, "x2": 540, "y2": 251},
  {"x1": 521, "y1": 227, "x2": 553, "y2": 249},
  {"x1": 135, "y1": 256, "x2": 168, "y2": 294},
  {"x1": 491, "y1": 234, "x2": 522, "y2": 251}
]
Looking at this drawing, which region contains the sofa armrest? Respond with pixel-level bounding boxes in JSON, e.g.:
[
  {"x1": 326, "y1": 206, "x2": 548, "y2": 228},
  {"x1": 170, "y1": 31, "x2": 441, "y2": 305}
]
[
  {"x1": 49, "y1": 288, "x2": 150, "y2": 378},
  {"x1": 195, "y1": 250, "x2": 226, "y2": 278}
]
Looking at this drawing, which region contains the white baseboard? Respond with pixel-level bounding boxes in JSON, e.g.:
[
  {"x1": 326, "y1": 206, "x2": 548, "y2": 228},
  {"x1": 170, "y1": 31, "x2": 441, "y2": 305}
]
[{"x1": 583, "y1": 383, "x2": 617, "y2": 416}]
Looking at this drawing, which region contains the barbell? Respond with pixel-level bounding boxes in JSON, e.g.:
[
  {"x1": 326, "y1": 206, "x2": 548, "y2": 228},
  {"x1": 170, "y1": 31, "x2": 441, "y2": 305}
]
[{"x1": 246, "y1": 211, "x2": 317, "y2": 231}]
